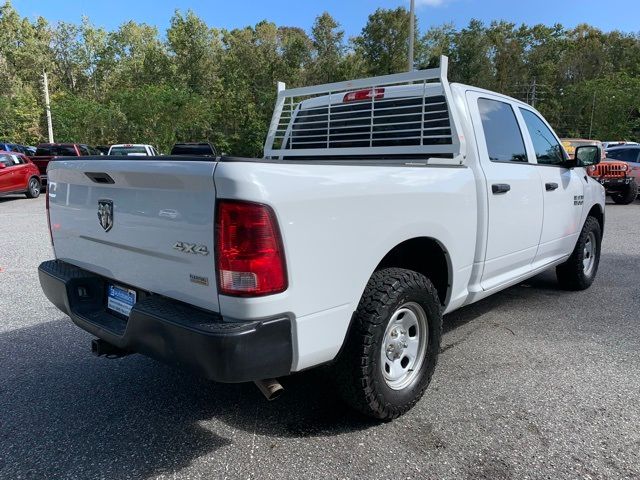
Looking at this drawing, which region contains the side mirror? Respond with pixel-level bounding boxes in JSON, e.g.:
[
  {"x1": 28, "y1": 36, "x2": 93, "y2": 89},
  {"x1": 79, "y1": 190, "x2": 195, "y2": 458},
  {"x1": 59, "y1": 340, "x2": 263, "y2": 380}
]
[
  {"x1": 0, "y1": 163, "x2": 6, "y2": 169},
  {"x1": 575, "y1": 145, "x2": 601, "y2": 167}
]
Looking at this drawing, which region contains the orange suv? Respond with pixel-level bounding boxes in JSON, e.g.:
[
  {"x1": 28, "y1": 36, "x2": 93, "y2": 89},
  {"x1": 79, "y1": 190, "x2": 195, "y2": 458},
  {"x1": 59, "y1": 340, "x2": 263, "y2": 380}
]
[{"x1": 563, "y1": 139, "x2": 637, "y2": 205}]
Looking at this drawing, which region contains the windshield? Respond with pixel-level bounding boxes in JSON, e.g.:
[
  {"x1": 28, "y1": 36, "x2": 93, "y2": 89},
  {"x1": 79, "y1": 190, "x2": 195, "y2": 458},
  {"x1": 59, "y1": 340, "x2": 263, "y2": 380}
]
[
  {"x1": 109, "y1": 146, "x2": 149, "y2": 155},
  {"x1": 35, "y1": 145, "x2": 77, "y2": 156}
]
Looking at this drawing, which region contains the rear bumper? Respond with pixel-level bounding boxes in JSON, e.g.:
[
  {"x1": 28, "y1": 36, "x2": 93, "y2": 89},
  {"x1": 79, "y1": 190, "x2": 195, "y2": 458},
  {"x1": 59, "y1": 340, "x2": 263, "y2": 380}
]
[{"x1": 38, "y1": 260, "x2": 292, "y2": 383}]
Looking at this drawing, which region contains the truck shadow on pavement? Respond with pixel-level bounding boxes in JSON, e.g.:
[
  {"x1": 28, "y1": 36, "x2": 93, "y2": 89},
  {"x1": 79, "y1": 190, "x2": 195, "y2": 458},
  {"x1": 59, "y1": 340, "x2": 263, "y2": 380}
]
[
  {"x1": 0, "y1": 318, "x2": 376, "y2": 479},
  {"x1": 0, "y1": 262, "x2": 622, "y2": 478}
]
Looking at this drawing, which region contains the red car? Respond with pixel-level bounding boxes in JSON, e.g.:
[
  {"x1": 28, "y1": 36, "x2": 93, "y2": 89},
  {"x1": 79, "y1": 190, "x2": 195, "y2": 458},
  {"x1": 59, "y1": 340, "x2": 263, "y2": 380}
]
[
  {"x1": 30, "y1": 143, "x2": 98, "y2": 185},
  {"x1": 0, "y1": 150, "x2": 41, "y2": 198}
]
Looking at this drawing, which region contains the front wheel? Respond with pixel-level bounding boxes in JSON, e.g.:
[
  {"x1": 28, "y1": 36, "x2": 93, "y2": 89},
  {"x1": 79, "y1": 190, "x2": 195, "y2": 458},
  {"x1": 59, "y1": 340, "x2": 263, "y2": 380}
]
[
  {"x1": 556, "y1": 216, "x2": 602, "y2": 290},
  {"x1": 25, "y1": 177, "x2": 41, "y2": 199},
  {"x1": 333, "y1": 268, "x2": 442, "y2": 420},
  {"x1": 611, "y1": 179, "x2": 637, "y2": 205}
]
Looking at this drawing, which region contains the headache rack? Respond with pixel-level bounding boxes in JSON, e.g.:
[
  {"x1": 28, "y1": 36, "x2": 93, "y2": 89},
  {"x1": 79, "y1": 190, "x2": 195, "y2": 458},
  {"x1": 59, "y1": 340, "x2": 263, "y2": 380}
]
[{"x1": 264, "y1": 56, "x2": 465, "y2": 164}]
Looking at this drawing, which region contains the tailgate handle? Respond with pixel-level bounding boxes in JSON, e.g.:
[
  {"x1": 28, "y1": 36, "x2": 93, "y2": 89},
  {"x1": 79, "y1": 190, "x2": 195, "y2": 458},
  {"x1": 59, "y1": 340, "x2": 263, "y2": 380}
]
[{"x1": 85, "y1": 172, "x2": 115, "y2": 184}]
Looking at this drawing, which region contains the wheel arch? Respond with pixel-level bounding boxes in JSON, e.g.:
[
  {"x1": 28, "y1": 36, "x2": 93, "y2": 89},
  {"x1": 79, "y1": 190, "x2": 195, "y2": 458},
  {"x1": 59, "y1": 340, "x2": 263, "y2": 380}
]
[
  {"x1": 374, "y1": 236, "x2": 452, "y2": 307},
  {"x1": 587, "y1": 203, "x2": 604, "y2": 234}
]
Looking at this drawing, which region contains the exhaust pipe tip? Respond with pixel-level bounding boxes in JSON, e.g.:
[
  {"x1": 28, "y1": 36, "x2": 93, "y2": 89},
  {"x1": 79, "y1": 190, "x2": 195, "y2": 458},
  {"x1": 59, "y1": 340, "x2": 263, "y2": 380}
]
[
  {"x1": 254, "y1": 378, "x2": 284, "y2": 401},
  {"x1": 91, "y1": 338, "x2": 130, "y2": 358},
  {"x1": 91, "y1": 338, "x2": 101, "y2": 356}
]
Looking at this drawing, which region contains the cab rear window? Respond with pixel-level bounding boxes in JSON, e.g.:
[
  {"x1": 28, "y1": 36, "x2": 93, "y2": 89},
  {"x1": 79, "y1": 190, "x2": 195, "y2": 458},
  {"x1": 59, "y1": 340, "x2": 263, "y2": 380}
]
[
  {"x1": 288, "y1": 95, "x2": 452, "y2": 150},
  {"x1": 110, "y1": 146, "x2": 148, "y2": 155},
  {"x1": 170, "y1": 144, "x2": 215, "y2": 156}
]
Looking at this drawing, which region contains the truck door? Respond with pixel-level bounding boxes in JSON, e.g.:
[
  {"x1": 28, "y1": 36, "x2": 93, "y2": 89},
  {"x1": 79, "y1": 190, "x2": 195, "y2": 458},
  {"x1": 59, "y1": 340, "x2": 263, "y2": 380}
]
[
  {"x1": 467, "y1": 92, "x2": 544, "y2": 291},
  {"x1": 518, "y1": 107, "x2": 585, "y2": 265}
]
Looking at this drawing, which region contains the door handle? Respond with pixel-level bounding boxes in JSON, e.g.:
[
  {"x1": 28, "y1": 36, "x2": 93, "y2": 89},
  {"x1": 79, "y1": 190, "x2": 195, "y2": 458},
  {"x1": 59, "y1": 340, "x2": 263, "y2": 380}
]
[
  {"x1": 492, "y1": 183, "x2": 511, "y2": 194},
  {"x1": 545, "y1": 182, "x2": 559, "y2": 191}
]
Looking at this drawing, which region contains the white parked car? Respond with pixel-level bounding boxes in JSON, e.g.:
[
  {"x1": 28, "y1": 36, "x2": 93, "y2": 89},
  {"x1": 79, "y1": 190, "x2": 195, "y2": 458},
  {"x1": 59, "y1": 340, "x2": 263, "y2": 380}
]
[
  {"x1": 107, "y1": 144, "x2": 159, "y2": 156},
  {"x1": 39, "y1": 57, "x2": 605, "y2": 419}
]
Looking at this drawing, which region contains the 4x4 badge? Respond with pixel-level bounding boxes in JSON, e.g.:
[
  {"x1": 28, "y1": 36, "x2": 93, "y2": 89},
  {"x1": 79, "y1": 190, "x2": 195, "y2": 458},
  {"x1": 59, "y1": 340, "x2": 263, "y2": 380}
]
[
  {"x1": 173, "y1": 241, "x2": 209, "y2": 256},
  {"x1": 97, "y1": 199, "x2": 114, "y2": 232}
]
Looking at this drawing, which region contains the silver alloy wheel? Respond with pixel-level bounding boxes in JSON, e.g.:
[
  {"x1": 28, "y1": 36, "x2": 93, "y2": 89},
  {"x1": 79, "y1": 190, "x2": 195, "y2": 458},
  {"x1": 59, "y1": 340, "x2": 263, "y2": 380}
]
[
  {"x1": 380, "y1": 301, "x2": 428, "y2": 390},
  {"x1": 583, "y1": 231, "x2": 596, "y2": 277},
  {"x1": 29, "y1": 179, "x2": 39, "y2": 197}
]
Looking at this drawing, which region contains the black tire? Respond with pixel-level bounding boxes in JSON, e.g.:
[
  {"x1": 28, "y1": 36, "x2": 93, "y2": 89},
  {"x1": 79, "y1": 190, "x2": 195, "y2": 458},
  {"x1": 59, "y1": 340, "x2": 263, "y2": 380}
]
[
  {"x1": 333, "y1": 268, "x2": 442, "y2": 420},
  {"x1": 556, "y1": 216, "x2": 602, "y2": 291},
  {"x1": 25, "y1": 177, "x2": 41, "y2": 199},
  {"x1": 611, "y1": 179, "x2": 637, "y2": 205}
]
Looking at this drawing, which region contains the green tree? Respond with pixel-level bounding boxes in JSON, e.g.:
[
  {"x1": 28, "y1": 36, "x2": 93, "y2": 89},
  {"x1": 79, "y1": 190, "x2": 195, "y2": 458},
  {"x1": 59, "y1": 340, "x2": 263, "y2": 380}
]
[
  {"x1": 2, "y1": 1, "x2": 640, "y2": 150},
  {"x1": 417, "y1": 23, "x2": 456, "y2": 69},
  {"x1": 167, "y1": 10, "x2": 221, "y2": 95},
  {"x1": 354, "y1": 7, "x2": 415, "y2": 75},
  {"x1": 560, "y1": 75, "x2": 640, "y2": 139},
  {"x1": 108, "y1": 21, "x2": 172, "y2": 89},
  {"x1": 450, "y1": 19, "x2": 494, "y2": 88},
  {"x1": 308, "y1": 12, "x2": 346, "y2": 84}
]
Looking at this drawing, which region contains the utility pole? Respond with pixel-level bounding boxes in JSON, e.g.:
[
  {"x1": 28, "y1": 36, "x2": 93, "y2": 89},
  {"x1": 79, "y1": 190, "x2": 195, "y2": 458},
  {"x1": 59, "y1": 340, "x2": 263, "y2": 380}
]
[
  {"x1": 530, "y1": 78, "x2": 537, "y2": 108},
  {"x1": 588, "y1": 91, "x2": 596, "y2": 140},
  {"x1": 42, "y1": 69, "x2": 54, "y2": 143},
  {"x1": 408, "y1": 0, "x2": 415, "y2": 72}
]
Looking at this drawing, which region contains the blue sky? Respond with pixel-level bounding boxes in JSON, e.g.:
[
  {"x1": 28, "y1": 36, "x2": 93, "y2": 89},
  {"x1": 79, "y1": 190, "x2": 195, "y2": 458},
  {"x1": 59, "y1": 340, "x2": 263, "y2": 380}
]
[{"x1": 12, "y1": 0, "x2": 640, "y2": 37}]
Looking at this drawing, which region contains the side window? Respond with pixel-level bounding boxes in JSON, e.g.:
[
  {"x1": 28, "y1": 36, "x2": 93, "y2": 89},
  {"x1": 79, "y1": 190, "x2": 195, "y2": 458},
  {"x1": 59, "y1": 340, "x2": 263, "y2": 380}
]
[
  {"x1": 477, "y1": 98, "x2": 527, "y2": 163},
  {"x1": 78, "y1": 145, "x2": 90, "y2": 156},
  {"x1": 0, "y1": 154, "x2": 14, "y2": 167},
  {"x1": 11, "y1": 155, "x2": 25, "y2": 165},
  {"x1": 519, "y1": 109, "x2": 565, "y2": 165}
]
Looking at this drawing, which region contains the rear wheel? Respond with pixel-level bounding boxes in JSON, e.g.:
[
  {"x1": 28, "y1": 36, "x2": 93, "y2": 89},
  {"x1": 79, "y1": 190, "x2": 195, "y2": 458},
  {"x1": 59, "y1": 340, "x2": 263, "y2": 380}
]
[
  {"x1": 556, "y1": 216, "x2": 601, "y2": 290},
  {"x1": 333, "y1": 268, "x2": 442, "y2": 420},
  {"x1": 611, "y1": 179, "x2": 637, "y2": 205},
  {"x1": 25, "y1": 177, "x2": 41, "y2": 198}
]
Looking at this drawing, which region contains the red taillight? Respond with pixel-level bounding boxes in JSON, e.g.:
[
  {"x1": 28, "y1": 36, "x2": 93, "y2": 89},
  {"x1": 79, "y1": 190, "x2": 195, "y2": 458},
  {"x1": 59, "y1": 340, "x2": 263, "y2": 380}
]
[
  {"x1": 215, "y1": 200, "x2": 287, "y2": 297},
  {"x1": 343, "y1": 87, "x2": 385, "y2": 103}
]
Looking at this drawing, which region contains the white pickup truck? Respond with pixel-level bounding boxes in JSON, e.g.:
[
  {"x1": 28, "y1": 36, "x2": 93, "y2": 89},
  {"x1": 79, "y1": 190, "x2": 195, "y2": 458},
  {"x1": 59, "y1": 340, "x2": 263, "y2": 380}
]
[
  {"x1": 107, "y1": 144, "x2": 159, "y2": 156},
  {"x1": 39, "y1": 57, "x2": 605, "y2": 419}
]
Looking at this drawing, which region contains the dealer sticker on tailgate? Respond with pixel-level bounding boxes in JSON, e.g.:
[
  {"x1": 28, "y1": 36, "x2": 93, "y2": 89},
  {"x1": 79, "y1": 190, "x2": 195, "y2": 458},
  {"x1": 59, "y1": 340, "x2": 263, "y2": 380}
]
[{"x1": 107, "y1": 284, "x2": 137, "y2": 318}]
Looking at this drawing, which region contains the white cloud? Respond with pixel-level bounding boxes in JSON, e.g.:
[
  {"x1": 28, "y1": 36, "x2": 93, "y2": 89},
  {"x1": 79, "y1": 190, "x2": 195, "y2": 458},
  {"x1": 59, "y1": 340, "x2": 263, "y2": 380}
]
[{"x1": 413, "y1": 0, "x2": 452, "y2": 7}]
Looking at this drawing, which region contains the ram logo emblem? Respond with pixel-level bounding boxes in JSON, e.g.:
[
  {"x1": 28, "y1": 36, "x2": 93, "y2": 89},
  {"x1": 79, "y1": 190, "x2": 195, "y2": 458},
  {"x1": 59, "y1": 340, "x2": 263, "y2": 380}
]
[{"x1": 97, "y1": 199, "x2": 114, "y2": 232}]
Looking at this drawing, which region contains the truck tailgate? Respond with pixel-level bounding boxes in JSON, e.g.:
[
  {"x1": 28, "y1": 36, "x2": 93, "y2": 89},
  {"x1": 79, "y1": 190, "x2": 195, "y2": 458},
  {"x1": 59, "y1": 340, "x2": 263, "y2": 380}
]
[{"x1": 47, "y1": 159, "x2": 219, "y2": 312}]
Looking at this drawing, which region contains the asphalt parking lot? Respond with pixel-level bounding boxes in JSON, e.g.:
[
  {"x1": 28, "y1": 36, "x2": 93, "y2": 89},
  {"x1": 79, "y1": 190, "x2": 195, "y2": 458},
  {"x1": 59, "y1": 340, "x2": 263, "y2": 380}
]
[{"x1": 1, "y1": 195, "x2": 639, "y2": 480}]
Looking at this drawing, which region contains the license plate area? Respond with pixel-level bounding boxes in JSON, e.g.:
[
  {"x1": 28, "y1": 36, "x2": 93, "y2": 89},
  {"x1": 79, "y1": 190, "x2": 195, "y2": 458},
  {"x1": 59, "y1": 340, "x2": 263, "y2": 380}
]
[{"x1": 107, "y1": 283, "x2": 137, "y2": 319}]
